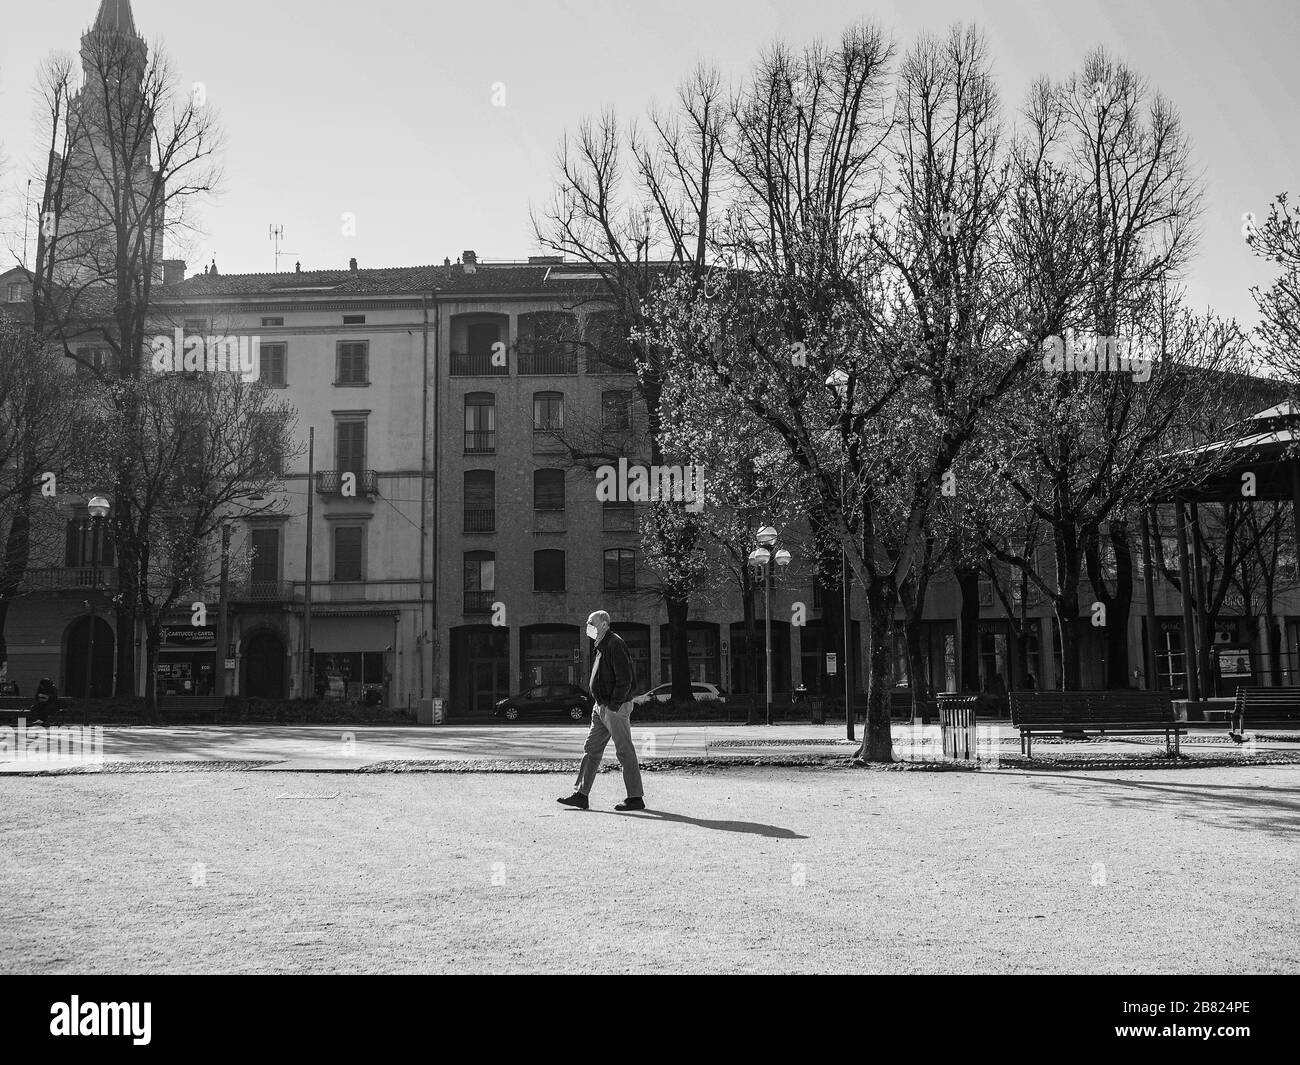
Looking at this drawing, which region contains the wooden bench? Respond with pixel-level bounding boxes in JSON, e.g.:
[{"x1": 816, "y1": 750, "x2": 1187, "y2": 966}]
[
  {"x1": 1230, "y1": 687, "x2": 1300, "y2": 734},
  {"x1": 1010, "y1": 691, "x2": 1183, "y2": 758}
]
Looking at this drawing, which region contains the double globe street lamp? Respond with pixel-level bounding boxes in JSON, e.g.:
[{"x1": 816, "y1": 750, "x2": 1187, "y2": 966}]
[{"x1": 748, "y1": 526, "x2": 791, "y2": 726}]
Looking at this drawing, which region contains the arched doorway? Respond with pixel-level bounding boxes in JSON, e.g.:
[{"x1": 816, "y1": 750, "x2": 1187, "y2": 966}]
[
  {"x1": 65, "y1": 615, "x2": 115, "y2": 698},
  {"x1": 244, "y1": 629, "x2": 287, "y2": 699}
]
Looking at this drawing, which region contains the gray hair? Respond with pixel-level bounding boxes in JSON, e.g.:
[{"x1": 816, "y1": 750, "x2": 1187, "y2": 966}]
[{"x1": 586, "y1": 610, "x2": 610, "y2": 627}]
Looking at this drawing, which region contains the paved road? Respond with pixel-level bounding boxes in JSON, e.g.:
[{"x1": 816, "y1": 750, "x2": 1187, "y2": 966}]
[{"x1": 1, "y1": 719, "x2": 1292, "y2": 773}]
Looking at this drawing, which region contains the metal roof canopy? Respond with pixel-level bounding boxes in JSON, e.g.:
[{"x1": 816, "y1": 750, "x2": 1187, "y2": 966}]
[{"x1": 1152, "y1": 402, "x2": 1300, "y2": 503}]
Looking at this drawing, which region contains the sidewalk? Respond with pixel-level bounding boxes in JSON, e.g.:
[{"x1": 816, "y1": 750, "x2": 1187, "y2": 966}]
[{"x1": 2, "y1": 719, "x2": 1297, "y2": 773}]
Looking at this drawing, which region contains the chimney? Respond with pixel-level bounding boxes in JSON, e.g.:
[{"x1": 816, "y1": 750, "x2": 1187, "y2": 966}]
[
  {"x1": 209, "y1": 258, "x2": 219, "y2": 277},
  {"x1": 349, "y1": 257, "x2": 358, "y2": 273},
  {"x1": 295, "y1": 261, "x2": 302, "y2": 273},
  {"x1": 462, "y1": 249, "x2": 477, "y2": 275},
  {"x1": 162, "y1": 259, "x2": 186, "y2": 285}
]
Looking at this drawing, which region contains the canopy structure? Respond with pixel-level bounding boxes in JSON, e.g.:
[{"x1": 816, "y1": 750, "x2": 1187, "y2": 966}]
[
  {"x1": 1145, "y1": 403, "x2": 1300, "y2": 702},
  {"x1": 1155, "y1": 401, "x2": 1300, "y2": 504}
]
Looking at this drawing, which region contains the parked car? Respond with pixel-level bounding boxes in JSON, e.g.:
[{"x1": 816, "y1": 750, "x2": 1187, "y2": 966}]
[
  {"x1": 632, "y1": 682, "x2": 726, "y2": 708},
  {"x1": 494, "y1": 683, "x2": 593, "y2": 721}
]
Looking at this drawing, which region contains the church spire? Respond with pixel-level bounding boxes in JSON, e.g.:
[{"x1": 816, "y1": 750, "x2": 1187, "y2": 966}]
[{"x1": 93, "y1": 0, "x2": 138, "y2": 37}]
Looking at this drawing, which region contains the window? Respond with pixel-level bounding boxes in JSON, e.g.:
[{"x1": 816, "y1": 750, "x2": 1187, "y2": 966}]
[
  {"x1": 601, "y1": 390, "x2": 631, "y2": 430},
  {"x1": 260, "y1": 342, "x2": 287, "y2": 386},
  {"x1": 336, "y1": 341, "x2": 369, "y2": 385},
  {"x1": 333, "y1": 526, "x2": 364, "y2": 582},
  {"x1": 464, "y1": 393, "x2": 496, "y2": 454},
  {"x1": 464, "y1": 470, "x2": 496, "y2": 532},
  {"x1": 604, "y1": 548, "x2": 636, "y2": 591},
  {"x1": 343, "y1": 314, "x2": 366, "y2": 325},
  {"x1": 251, "y1": 414, "x2": 288, "y2": 476},
  {"x1": 467, "y1": 322, "x2": 500, "y2": 357},
  {"x1": 533, "y1": 391, "x2": 564, "y2": 432},
  {"x1": 518, "y1": 312, "x2": 579, "y2": 374},
  {"x1": 584, "y1": 309, "x2": 634, "y2": 373},
  {"x1": 533, "y1": 469, "x2": 565, "y2": 511},
  {"x1": 464, "y1": 551, "x2": 495, "y2": 612},
  {"x1": 335, "y1": 419, "x2": 367, "y2": 474},
  {"x1": 534, "y1": 549, "x2": 566, "y2": 592},
  {"x1": 6, "y1": 282, "x2": 29, "y2": 303},
  {"x1": 64, "y1": 518, "x2": 115, "y2": 567},
  {"x1": 451, "y1": 316, "x2": 508, "y2": 376},
  {"x1": 250, "y1": 528, "x2": 281, "y2": 593},
  {"x1": 261, "y1": 317, "x2": 284, "y2": 327},
  {"x1": 602, "y1": 500, "x2": 637, "y2": 532},
  {"x1": 184, "y1": 318, "x2": 208, "y2": 332}
]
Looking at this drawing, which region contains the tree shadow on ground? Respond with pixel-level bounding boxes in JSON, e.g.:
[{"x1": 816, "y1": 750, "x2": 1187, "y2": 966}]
[
  {"x1": 1016, "y1": 771, "x2": 1300, "y2": 841},
  {"x1": 581, "y1": 808, "x2": 807, "y2": 838}
]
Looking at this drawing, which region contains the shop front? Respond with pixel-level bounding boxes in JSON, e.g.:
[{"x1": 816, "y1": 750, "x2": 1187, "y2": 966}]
[
  {"x1": 157, "y1": 626, "x2": 218, "y2": 697},
  {"x1": 307, "y1": 612, "x2": 398, "y2": 705}
]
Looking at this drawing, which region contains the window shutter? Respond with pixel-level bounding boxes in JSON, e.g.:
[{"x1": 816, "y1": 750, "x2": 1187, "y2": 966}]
[{"x1": 334, "y1": 527, "x2": 363, "y2": 581}]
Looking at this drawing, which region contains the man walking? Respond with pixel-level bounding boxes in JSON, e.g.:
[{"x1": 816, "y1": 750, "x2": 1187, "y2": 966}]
[{"x1": 558, "y1": 610, "x2": 645, "y2": 811}]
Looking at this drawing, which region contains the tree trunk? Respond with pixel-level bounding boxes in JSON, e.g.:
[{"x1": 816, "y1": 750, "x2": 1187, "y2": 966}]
[
  {"x1": 1103, "y1": 530, "x2": 1134, "y2": 688},
  {"x1": 142, "y1": 623, "x2": 162, "y2": 723},
  {"x1": 0, "y1": 485, "x2": 35, "y2": 667},
  {"x1": 1057, "y1": 595, "x2": 1082, "y2": 690},
  {"x1": 955, "y1": 564, "x2": 981, "y2": 693},
  {"x1": 855, "y1": 583, "x2": 895, "y2": 762},
  {"x1": 666, "y1": 593, "x2": 693, "y2": 702}
]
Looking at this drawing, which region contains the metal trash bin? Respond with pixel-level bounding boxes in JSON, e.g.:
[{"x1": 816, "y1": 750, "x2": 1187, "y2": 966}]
[
  {"x1": 937, "y1": 694, "x2": 978, "y2": 760},
  {"x1": 810, "y1": 697, "x2": 824, "y2": 725}
]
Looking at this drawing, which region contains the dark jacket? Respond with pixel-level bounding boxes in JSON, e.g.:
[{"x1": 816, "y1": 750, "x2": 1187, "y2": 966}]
[{"x1": 590, "y1": 630, "x2": 634, "y2": 708}]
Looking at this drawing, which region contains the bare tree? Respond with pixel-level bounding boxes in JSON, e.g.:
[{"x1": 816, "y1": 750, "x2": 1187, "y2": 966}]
[
  {"x1": 532, "y1": 66, "x2": 725, "y2": 701},
  {"x1": 23, "y1": 23, "x2": 224, "y2": 699},
  {"x1": 0, "y1": 322, "x2": 98, "y2": 669}
]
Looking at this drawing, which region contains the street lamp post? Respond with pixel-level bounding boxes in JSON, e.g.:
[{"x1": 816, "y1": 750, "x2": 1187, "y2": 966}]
[
  {"x1": 826, "y1": 370, "x2": 855, "y2": 741},
  {"x1": 85, "y1": 496, "x2": 111, "y2": 701},
  {"x1": 748, "y1": 527, "x2": 791, "y2": 726}
]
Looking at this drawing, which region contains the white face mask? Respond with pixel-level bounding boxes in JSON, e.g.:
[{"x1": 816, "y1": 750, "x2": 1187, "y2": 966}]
[{"x1": 586, "y1": 623, "x2": 599, "y2": 640}]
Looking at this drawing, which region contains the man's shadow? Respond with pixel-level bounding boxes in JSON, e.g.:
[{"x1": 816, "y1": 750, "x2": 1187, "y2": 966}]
[{"x1": 582, "y1": 808, "x2": 807, "y2": 838}]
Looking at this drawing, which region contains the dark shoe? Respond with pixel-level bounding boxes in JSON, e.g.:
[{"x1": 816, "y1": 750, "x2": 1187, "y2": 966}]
[
  {"x1": 556, "y1": 792, "x2": 589, "y2": 810},
  {"x1": 1228, "y1": 731, "x2": 1245, "y2": 744},
  {"x1": 615, "y1": 797, "x2": 646, "y2": 811}
]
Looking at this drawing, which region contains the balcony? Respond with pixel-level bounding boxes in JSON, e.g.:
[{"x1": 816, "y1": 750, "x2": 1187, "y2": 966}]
[
  {"x1": 450, "y1": 352, "x2": 509, "y2": 377},
  {"x1": 232, "y1": 579, "x2": 297, "y2": 603},
  {"x1": 464, "y1": 430, "x2": 496, "y2": 455},
  {"x1": 316, "y1": 470, "x2": 379, "y2": 497},
  {"x1": 518, "y1": 348, "x2": 578, "y2": 375},
  {"x1": 22, "y1": 566, "x2": 119, "y2": 592},
  {"x1": 463, "y1": 590, "x2": 496, "y2": 614},
  {"x1": 464, "y1": 508, "x2": 496, "y2": 533}
]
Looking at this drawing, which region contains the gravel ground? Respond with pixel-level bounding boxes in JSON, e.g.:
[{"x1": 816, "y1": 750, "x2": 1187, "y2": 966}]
[{"x1": 1, "y1": 763, "x2": 1297, "y2": 974}]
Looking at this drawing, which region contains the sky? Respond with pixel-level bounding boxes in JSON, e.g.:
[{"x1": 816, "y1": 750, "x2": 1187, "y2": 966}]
[{"x1": 0, "y1": 0, "x2": 1296, "y2": 328}]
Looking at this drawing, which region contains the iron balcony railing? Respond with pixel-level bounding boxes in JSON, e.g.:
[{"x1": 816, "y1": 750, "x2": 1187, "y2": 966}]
[
  {"x1": 464, "y1": 430, "x2": 496, "y2": 454},
  {"x1": 450, "y1": 352, "x2": 510, "y2": 377},
  {"x1": 23, "y1": 566, "x2": 120, "y2": 592},
  {"x1": 464, "y1": 508, "x2": 496, "y2": 533},
  {"x1": 518, "y1": 348, "x2": 578, "y2": 375},
  {"x1": 316, "y1": 470, "x2": 379, "y2": 497},
  {"x1": 463, "y1": 590, "x2": 496, "y2": 613},
  {"x1": 233, "y1": 579, "x2": 297, "y2": 602}
]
